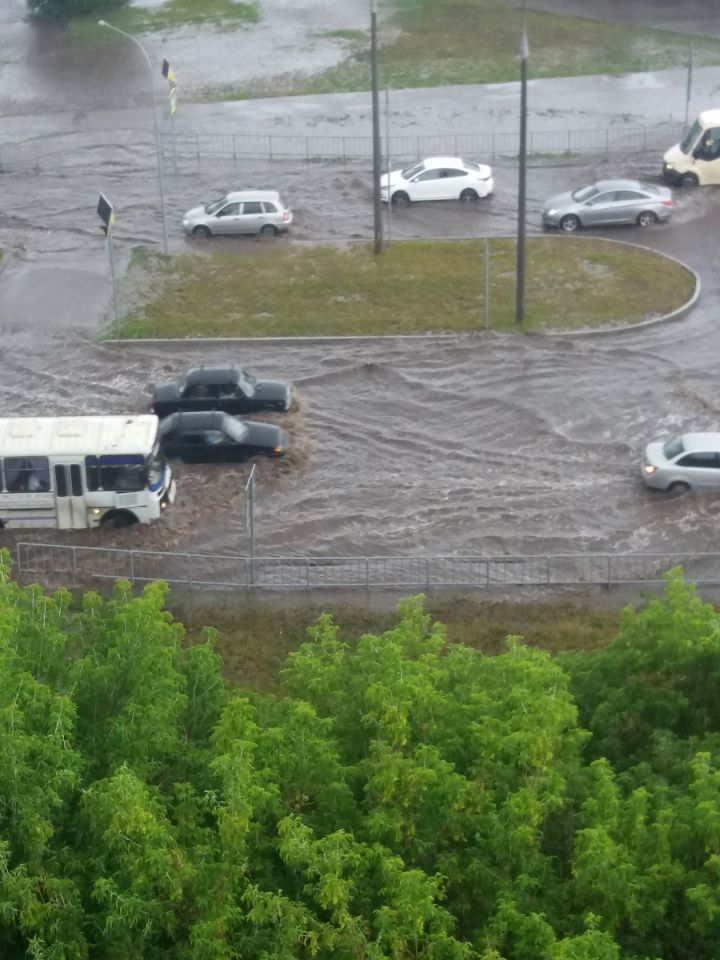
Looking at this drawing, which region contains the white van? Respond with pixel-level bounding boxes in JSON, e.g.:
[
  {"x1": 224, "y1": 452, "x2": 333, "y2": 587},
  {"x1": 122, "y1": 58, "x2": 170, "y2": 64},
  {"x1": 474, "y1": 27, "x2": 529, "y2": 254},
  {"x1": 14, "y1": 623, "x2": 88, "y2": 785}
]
[{"x1": 663, "y1": 109, "x2": 720, "y2": 186}]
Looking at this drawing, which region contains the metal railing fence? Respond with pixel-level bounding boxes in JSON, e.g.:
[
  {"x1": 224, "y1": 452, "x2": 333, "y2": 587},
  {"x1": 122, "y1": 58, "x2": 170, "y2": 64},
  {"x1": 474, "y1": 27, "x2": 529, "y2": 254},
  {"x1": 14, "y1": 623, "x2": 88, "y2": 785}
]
[
  {"x1": 14, "y1": 541, "x2": 720, "y2": 592},
  {"x1": 159, "y1": 123, "x2": 685, "y2": 164},
  {"x1": 0, "y1": 121, "x2": 685, "y2": 174}
]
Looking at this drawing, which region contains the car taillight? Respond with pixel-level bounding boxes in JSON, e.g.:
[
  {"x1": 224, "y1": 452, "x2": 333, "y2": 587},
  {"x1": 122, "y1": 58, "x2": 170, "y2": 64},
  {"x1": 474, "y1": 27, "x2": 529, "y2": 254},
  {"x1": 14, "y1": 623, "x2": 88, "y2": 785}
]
[
  {"x1": 662, "y1": 199, "x2": 673, "y2": 206},
  {"x1": 282, "y1": 210, "x2": 290, "y2": 221}
]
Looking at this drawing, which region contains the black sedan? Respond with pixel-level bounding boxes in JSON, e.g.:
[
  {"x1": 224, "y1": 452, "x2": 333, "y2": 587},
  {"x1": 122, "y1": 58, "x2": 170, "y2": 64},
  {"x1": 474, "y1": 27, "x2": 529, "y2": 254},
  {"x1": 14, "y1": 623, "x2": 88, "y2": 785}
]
[
  {"x1": 152, "y1": 366, "x2": 292, "y2": 418},
  {"x1": 159, "y1": 411, "x2": 288, "y2": 463}
]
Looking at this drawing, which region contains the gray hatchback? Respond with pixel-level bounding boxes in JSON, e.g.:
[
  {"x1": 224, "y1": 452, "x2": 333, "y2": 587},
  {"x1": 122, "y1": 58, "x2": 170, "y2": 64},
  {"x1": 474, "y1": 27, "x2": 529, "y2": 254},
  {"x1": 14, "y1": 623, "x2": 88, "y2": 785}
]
[
  {"x1": 183, "y1": 190, "x2": 293, "y2": 238},
  {"x1": 542, "y1": 178, "x2": 673, "y2": 233}
]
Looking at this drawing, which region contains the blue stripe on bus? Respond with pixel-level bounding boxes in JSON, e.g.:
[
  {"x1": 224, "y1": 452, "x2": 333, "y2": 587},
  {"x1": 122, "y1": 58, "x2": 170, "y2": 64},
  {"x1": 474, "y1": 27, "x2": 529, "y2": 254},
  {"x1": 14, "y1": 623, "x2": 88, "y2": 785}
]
[{"x1": 85, "y1": 455, "x2": 145, "y2": 466}]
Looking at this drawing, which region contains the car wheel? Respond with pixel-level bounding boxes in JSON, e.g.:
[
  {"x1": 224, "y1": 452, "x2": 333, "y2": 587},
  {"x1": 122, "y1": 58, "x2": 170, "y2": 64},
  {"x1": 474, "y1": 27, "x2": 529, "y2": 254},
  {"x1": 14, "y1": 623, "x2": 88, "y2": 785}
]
[
  {"x1": 260, "y1": 224, "x2": 278, "y2": 237},
  {"x1": 560, "y1": 214, "x2": 580, "y2": 233},
  {"x1": 391, "y1": 191, "x2": 410, "y2": 207},
  {"x1": 680, "y1": 172, "x2": 699, "y2": 188},
  {"x1": 459, "y1": 188, "x2": 479, "y2": 202},
  {"x1": 667, "y1": 481, "x2": 691, "y2": 494},
  {"x1": 100, "y1": 510, "x2": 138, "y2": 529},
  {"x1": 192, "y1": 225, "x2": 211, "y2": 238},
  {"x1": 637, "y1": 211, "x2": 658, "y2": 227}
]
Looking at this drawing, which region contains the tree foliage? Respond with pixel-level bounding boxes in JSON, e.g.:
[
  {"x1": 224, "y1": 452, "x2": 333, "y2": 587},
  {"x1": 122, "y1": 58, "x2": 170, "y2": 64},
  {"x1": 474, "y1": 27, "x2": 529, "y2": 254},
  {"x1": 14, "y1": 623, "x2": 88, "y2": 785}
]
[
  {"x1": 2, "y1": 554, "x2": 720, "y2": 959},
  {"x1": 26, "y1": 0, "x2": 128, "y2": 20}
]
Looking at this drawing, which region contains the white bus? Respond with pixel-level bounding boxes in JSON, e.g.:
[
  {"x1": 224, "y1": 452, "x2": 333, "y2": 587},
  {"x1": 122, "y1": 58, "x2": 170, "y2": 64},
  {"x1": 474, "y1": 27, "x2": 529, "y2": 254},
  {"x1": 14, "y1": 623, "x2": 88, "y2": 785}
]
[{"x1": 0, "y1": 415, "x2": 176, "y2": 530}]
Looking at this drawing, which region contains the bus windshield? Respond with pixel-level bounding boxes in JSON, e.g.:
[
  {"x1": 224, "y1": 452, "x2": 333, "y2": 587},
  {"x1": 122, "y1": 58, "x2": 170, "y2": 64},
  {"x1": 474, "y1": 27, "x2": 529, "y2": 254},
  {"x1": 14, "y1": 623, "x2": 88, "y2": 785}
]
[{"x1": 680, "y1": 120, "x2": 702, "y2": 155}]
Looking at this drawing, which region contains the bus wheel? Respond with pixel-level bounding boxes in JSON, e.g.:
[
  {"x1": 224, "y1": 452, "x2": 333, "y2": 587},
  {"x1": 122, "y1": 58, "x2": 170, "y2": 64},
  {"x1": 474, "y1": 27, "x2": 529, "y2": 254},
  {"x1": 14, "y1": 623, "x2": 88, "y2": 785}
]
[{"x1": 100, "y1": 510, "x2": 138, "y2": 530}]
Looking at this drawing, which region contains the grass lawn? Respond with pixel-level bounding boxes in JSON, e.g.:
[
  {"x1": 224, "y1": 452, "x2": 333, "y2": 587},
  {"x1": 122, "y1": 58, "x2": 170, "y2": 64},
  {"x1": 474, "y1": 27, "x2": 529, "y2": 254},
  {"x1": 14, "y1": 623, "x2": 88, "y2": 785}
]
[
  {"x1": 203, "y1": 0, "x2": 720, "y2": 100},
  {"x1": 118, "y1": 237, "x2": 695, "y2": 339},
  {"x1": 71, "y1": 0, "x2": 258, "y2": 38},
  {"x1": 178, "y1": 595, "x2": 621, "y2": 694}
]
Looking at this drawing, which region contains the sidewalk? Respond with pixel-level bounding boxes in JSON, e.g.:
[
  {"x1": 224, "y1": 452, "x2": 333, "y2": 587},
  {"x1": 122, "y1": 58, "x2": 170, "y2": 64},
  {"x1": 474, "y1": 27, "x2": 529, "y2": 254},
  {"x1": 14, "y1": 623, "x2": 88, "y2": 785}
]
[{"x1": 0, "y1": 65, "x2": 714, "y2": 146}]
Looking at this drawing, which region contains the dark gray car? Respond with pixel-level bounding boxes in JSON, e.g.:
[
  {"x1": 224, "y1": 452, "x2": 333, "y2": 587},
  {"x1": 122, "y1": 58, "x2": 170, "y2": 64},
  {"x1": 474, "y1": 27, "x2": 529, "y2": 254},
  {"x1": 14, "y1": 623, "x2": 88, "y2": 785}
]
[
  {"x1": 152, "y1": 366, "x2": 292, "y2": 419},
  {"x1": 542, "y1": 179, "x2": 673, "y2": 232},
  {"x1": 159, "y1": 411, "x2": 287, "y2": 463}
]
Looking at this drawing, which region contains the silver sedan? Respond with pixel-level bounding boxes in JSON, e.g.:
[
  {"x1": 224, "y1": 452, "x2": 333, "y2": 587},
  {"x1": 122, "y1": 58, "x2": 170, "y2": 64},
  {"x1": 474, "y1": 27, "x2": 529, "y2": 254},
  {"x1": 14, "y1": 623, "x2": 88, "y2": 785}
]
[{"x1": 542, "y1": 179, "x2": 673, "y2": 232}]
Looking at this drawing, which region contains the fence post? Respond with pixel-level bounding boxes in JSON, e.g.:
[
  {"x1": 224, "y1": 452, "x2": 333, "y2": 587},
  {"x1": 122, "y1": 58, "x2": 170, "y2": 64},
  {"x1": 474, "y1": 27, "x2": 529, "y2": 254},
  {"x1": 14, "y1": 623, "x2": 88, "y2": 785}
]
[
  {"x1": 233, "y1": 134, "x2": 237, "y2": 163},
  {"x1": 492, "y1": 131, "x2": 496, "y2": 161},
  {"x1": 196, "y1": 133, "x2": 200, "y2": 162},
  {"x1": 567, "y1": 129, "x2": 572, "y2": 154},
  {"x1": 72, "y1": 546, "x2": 78, "y2": 580},
  {"x1": 547, "y1": 555, "x2": 551, "y2": 584},
  {"x1": 269, "y1": 136, "x2": 273, "y2": 161},
  {"x1": 426, "y1": 557, "x2": 431, "y2": 590},
  {"x1": 366, "y1": 557, "x2": 370, "y2": 588},
  {"x1": 130, "y1": 551, "x2": 135, "y2": 584},
  {"x1": 306, "y1": 135, "x2": 309, "y2": 161},
  {"x1": 607, "y1": 554, "x2": 612, "y2": 590}
]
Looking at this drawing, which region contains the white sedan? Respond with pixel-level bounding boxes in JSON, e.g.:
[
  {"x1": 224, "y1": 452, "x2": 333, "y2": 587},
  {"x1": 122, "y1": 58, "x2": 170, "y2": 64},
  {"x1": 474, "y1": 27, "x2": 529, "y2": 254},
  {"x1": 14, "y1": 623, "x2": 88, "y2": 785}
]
[{"x1": 380, "y1": 156, "x2": 494, "y2": 205}]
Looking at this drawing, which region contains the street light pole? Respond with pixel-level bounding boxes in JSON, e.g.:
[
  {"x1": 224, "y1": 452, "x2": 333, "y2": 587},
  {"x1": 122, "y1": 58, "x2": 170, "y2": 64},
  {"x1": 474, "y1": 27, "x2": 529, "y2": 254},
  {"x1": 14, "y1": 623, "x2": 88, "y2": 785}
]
[
  {"x1": 370, "y1": 0, "x2": 383, "y2": 254},
  {"x1": 98, "y1": 19, "x2": 169, "y2": 255},
  {"x1": 515, "y1": 8, "x2": 528, "y2": 326}
]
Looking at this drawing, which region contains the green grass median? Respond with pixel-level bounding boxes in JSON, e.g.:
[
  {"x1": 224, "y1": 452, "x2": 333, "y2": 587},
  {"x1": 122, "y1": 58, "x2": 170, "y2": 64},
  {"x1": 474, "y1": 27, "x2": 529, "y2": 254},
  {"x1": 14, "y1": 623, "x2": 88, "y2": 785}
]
[
  {"x1": 117, "y1": 237, "x2": 695, "y2": 339},
  {"x1": 208, "y1": 0, "x2": 720, "y2": 100}
]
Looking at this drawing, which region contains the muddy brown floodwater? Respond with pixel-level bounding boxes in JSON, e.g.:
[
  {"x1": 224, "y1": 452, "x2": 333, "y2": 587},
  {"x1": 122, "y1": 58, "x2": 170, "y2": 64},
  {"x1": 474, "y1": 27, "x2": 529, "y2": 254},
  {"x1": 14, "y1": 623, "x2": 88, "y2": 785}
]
[
  {"x1": 1, "y1": 146, "x2": 720, "y2": 563},
  {"x1": 2, "y1": 0, "x2": 720, "y2": 563}
]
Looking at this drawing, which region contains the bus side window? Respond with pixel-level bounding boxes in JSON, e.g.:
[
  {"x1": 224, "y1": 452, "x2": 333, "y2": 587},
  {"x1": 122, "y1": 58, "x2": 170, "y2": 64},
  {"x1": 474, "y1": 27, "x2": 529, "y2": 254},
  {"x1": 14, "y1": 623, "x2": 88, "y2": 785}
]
[{"x1": 5, "y1": 457, "x2": 50, "y2": 492}]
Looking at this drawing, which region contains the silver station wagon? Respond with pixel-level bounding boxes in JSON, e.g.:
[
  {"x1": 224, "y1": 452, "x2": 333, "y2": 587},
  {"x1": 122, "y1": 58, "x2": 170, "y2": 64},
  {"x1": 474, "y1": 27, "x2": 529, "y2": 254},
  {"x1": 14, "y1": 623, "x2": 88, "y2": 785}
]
[
  {"x1": 642, "y1": 433, "x2": 720, "y2": 492},
  {"x1": 183, "y1": 190, "x2": 293, "y2": 238}
]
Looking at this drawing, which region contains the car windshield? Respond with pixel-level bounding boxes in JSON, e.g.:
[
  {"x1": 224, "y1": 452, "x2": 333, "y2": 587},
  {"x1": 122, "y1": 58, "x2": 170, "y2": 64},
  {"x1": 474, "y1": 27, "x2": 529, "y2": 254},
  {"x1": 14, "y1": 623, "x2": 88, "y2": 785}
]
[
  {"x1": 663, "y1": 437, "x2": 685, "y2": 460},
  {"x1": 400, "y1": 161, "x2": 425, "y2": 180},
  {"x1": 204, "y1": 195, "x2": 228, "y2": 215},
  {"x1": 571, "y1": 184, "x2": 601, "y2": 203},
  {"x1": 679, "y1": 119, "x2": 703, "y2": 155}
]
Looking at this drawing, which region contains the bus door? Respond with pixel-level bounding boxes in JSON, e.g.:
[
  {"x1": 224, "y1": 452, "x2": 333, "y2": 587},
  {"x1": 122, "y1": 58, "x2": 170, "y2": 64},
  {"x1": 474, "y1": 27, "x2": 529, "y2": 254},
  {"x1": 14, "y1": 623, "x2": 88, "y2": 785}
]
[{"x1": 53, "y1": 463, "x2": 87, "y2": 529}]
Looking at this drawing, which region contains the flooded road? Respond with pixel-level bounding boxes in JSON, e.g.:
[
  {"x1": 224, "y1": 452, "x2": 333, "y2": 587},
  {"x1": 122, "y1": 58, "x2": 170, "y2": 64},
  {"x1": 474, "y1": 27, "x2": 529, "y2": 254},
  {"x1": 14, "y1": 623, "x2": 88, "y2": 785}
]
[
  {"x1": 1, "y1": 136, "x2": 720, "y2": 560},
  {"x1": 1, "y1": 0, "x2": 720, "y2": 562}
]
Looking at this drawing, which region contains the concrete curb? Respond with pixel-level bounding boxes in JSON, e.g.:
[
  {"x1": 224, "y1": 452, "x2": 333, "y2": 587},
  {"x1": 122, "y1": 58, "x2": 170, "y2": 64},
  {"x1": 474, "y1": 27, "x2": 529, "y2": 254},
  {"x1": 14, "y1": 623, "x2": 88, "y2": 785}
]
[{"x1": 102, "y1": 235, "x2": 700, "y2": 347}]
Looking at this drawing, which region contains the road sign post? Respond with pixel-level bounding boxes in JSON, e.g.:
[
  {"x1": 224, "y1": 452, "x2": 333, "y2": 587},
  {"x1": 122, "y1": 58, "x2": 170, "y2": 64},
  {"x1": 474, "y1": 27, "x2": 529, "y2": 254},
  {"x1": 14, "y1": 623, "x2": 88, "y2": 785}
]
[{"x1": 97, "y1": 193, "x2": 119, "y2": 336}]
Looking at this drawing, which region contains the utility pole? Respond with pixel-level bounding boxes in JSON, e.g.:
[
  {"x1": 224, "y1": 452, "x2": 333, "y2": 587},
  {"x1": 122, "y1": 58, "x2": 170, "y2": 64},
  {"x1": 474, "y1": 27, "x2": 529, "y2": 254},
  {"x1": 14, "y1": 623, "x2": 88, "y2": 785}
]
[
  {"x1": 371, "y1": 0, "x2": 383, "y2": 254},
  {"x1": 515, "y1": 7, "x2": 529, "y2": 326}
]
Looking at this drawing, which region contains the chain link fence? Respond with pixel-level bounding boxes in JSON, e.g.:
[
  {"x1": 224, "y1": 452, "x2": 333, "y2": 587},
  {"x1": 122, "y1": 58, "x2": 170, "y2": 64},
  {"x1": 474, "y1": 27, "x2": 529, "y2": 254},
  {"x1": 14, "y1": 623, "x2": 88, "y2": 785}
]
[{"x1": 14, "y1": 541, "x2": 720, "y2": 593}]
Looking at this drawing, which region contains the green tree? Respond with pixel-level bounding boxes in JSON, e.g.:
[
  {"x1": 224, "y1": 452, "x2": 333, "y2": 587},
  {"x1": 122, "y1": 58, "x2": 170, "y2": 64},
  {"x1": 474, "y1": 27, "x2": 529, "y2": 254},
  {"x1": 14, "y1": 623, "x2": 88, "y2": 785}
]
[
  {"x1": 6, "y1": 551, "x2": 720, "y2": 960},
  {"x1": 27, "y1": 0, "x2": 128, "y2": 20}
]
